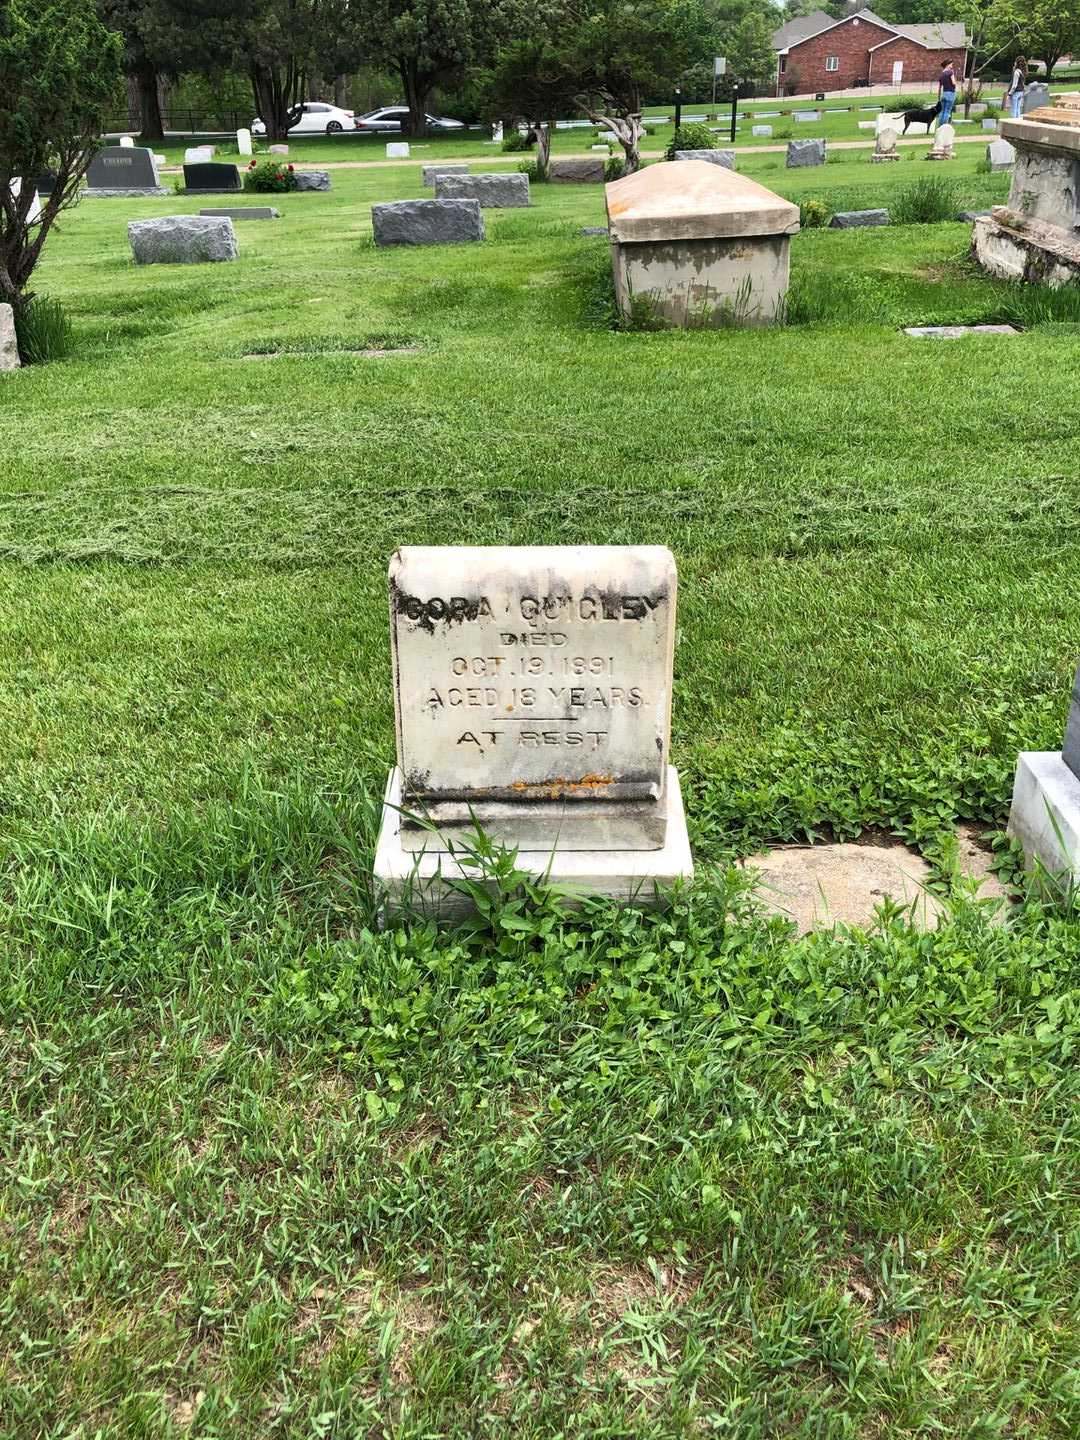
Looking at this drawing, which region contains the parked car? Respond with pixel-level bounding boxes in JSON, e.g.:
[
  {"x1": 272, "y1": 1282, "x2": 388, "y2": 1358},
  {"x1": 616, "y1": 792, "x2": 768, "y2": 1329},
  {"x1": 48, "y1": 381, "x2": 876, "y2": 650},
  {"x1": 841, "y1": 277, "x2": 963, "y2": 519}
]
[
  {"x1": 251, "y1": 101, "x2": 356, "y2": 137},
  {"x1": 354, "y1": 106, "x2": 465, "y2": 133}
]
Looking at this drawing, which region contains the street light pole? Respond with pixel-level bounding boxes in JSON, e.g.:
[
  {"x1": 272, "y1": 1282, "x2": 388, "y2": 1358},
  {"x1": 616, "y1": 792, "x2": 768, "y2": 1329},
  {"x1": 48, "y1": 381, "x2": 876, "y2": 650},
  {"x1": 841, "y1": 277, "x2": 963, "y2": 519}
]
[
  {"x1": 730, "y1": 78, "x2": 738, "y2": 144},
  {"x1": 674, "y1": 85, "x2": 682, "y2": 132}
]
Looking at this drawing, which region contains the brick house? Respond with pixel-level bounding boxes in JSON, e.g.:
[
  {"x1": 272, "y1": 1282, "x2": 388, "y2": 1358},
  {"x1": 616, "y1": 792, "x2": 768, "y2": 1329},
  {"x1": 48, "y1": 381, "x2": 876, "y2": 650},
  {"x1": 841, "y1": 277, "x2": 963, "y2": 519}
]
[{"x1": 771, "y1": 8, "x2": 968, "y2": 98}]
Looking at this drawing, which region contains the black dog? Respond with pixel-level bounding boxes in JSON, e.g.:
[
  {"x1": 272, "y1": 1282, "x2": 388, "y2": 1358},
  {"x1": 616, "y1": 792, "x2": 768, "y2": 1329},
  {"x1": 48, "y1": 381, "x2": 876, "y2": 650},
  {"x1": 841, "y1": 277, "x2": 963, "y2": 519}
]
[{"x1": 900, "y1": 101, "x2": 942, "y2": 133}]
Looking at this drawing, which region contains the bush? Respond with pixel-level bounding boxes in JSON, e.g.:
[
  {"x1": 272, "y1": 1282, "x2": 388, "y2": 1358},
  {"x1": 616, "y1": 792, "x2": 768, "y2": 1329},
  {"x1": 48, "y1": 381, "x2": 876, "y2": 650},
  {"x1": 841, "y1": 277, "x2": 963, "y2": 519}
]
[
  {"x1": 664, "y1": 121, "x2": 714, "y2": 160},
  {"x1": 881, "y1": 97, "x2": 912, "y2": 113},
  {"x1": 14, "y1": 294, "x2": 73, "y2": 365},
  {"x1": 799, "y1": 198, "x2": 829, "y2": 228},
  {"x1": 890, "y1": 174, "x2": 958, "y2": 224},
  {"x1": 604, "y1": 156, "x2": 626, "y2": 182},
  {"x1": 501, "y1": 129, "x2": 533, "y2": 152},
  {"x1": 243, "y1": 159, "x2": 297, "y2": 193},
  {"x1": 516, "y1": 159, "x2": 548, "y2": 182},
  {"x1": 982, "y1": 101, "x2": 1001, "y2": 119}
]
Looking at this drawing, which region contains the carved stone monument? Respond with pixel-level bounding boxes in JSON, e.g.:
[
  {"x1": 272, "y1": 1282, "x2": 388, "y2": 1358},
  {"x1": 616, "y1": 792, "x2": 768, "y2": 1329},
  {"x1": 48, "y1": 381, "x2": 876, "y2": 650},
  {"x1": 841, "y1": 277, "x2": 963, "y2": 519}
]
[
  {"x1": 84, "y1": 146, "x2": 167, "y2": 197},
  {"x1": 374, "y1": 546, "x2": 693, "y2": 913},
  {"x1": 1008, "y1": 661, "x2": 1080, "y2": 882},
  {"x1": 973, "y1": 93, "x2": 1080, "y2": 285}
]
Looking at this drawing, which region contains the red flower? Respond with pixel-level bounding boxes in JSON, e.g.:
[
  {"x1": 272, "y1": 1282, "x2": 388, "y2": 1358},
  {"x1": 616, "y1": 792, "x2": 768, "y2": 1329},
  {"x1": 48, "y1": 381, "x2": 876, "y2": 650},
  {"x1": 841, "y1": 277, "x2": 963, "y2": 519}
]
[{"x1": 287, "y1": 164, "x2": 294, "y2": 171}]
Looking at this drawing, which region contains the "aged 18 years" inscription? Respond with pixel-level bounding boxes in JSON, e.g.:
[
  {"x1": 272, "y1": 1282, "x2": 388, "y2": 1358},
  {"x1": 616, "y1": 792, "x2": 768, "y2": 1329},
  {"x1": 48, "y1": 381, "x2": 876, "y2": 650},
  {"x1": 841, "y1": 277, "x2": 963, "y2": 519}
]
[{"x1": 389, "y1": 546, "x2": 677, "y2": 851}]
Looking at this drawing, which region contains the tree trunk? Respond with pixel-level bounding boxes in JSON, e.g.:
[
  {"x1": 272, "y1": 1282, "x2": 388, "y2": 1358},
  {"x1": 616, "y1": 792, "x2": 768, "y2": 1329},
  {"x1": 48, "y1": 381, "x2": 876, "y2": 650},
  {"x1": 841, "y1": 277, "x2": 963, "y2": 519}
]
[
  {"x1": 252, "y1": 63, "x2": 295, "y2": 143},
  {"x1": 579, "y1": 108, "x2": 641, "y2": 172},
  {"x1": 136, "y1": 61, "x2": 165, "y2": 141},
  {"x1": 399, "y1": 58, "x2": 429, "y2": 137},
  {"x1": 527, "y1": 120, "x2": 551, "y2": 177},
  {"x1": 334, "y1": 75, "x2": 348, "y2": 108}
]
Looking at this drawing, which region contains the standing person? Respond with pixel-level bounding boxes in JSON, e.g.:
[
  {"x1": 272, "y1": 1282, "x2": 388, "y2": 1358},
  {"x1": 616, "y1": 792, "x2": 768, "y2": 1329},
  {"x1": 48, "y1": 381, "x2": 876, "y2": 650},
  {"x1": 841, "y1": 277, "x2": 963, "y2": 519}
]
[
  {"x1": 937, "y1": 60, "x2": 957, "y2": 128},
  {"x1": 1007, "y1": 56, "x2": 1028, "y2": 119}
]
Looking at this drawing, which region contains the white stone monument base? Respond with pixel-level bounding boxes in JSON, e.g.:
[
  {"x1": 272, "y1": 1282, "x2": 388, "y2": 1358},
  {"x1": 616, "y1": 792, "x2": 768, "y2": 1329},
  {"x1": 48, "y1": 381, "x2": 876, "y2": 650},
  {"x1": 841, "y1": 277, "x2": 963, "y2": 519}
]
[
  {"x1": 374, "y1": 764, "x2": 693, "y2": 920},
  {"x1": 1007, "y1": 752, "x2": 1080, "y2": 881}
]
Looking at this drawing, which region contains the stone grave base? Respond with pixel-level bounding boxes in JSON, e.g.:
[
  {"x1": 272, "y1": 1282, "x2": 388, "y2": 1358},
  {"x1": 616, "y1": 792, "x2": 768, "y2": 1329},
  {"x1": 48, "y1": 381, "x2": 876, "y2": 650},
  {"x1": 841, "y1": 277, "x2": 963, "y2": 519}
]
[
  {"x1": 904, "y1": 324, "x2": 1020, "y2": 339},
  {"x1": 374, "y1": 765, "x2": 693, "y2": 921},
  {"x1": 972, "y1": 211, "x2": 1080, "y2": 286},
  {"x1": 870, "y1": 153, "x2": 900, "y2": 163},
  {"x1": 85, "y1": 186, "x2": 169, "y2": 198},
  {"x1": 744, "y1": 832, "x2": 1009, "y2": 934},
  {"x1": 1008, "y1": 752, "x2": 1080, "y2": 882}
]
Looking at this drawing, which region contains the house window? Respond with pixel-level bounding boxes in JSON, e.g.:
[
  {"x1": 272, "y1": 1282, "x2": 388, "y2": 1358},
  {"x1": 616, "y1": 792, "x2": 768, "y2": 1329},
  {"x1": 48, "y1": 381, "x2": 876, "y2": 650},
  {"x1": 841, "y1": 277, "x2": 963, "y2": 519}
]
[
  {"x1": 779, "y1": 55, "x2": 786, "y2": 73},
  {"x1": 825, "y1": 56, "x2": 839, "y2": 71}
]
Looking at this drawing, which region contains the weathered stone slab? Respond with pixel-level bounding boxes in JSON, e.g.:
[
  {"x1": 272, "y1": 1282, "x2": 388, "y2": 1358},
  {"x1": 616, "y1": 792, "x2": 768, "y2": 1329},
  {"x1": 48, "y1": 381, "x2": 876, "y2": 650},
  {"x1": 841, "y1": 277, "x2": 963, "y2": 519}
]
[
  {"x1": 987, "y1": 138, "x2": 1015, "y2": 171},
  {"x1": 386, "y1": 142, "x2": 410, "y2": 159},
  {"x1": 435, "y1": 172, "x2": 530, "y2": 208},
  {"x1": 128, "y1": 215, "x2": 238, "y2": 265},
  {"x1": 983, "y1": 118, "x2": 999, "y2": 131},
  {"x1": 268, "y1": 145, "x2": 289, "y2": 155},
  {"x1": 958, "y1": 209, "x2": 992, "y2": 222},
  {"x1": 371, "y1": 198, "x2": 484, "y2": 246},
  {"x1": 293, "y1": 170, "x2": 331, "y2": 191},
  {"x1": 200, "y1": 207, "x2": 279, "y2": 219},
  {"x1": 829, "y1": 209, "x2": 889, "y2": 228},
  {"x1": 388, "y1": 545, "x2": 677, "y2": 852},
  {"x1": 972, "y1": 211, "x2": 1080, "y2": 285},
  {"x1": 0, "y1": 304, "x2": 19, "y2": 372},
  {"x1": 580, "y1": 225, "x2": 609, "y2": 236},
  {"x1": 746, "y1": 843, "x2": 945, "y2": 933},
  {"x1": 786, "y1": 139, "x2": 826, "y2": 168},
  {"x1": 674, "y1": 149, "x2": 734, "y2": 169},
  {"x1": 374, "y1": 763, "x2": 693, "y2": 917},
  {"x1": 422, "y1": 163, "x2": 470, "y2": 187},
  {"x1": 752, "y1": 125, "x2": 772, "y2": 137},
  {"x1": 550, "y1": 158, "x2": 606, "y2": 182},
  {"x1": 903, "y1": 324, "x2": 1020, "y2": 338}
]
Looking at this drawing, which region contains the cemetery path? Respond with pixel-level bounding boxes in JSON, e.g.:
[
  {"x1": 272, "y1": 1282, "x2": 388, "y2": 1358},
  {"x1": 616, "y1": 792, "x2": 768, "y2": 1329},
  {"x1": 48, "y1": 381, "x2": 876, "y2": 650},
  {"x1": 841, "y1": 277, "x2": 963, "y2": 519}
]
[{"x1": 209, "y1": 134, "x2": 991, "y2": 173}]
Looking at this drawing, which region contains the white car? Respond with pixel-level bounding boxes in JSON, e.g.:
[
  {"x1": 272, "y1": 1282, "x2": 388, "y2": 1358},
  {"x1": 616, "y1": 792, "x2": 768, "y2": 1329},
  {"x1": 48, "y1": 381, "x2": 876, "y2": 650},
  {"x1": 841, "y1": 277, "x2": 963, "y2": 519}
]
[{"x1": 251, "y1": 101, "x2": 356, "y2": 137}]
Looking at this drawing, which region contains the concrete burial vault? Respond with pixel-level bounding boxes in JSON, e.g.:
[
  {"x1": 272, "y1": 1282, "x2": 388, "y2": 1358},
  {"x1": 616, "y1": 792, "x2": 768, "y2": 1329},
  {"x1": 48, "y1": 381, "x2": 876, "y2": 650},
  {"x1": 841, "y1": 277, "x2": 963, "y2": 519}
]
[
  {"x1": 973, "y1": 93, "x2": 1080, "y2": 285},
  {"x1": 605, "y1": 159, "x2": 799, "y2": 328}
]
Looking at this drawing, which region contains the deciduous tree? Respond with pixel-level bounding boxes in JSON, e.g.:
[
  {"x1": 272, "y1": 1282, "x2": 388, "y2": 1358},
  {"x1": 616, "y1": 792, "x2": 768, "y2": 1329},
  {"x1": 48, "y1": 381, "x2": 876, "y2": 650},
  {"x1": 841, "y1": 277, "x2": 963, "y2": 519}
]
[
  {"x1": 570, "y1": 0, "x2": 713, "y2": 172},
  {"x1": 0, "y1": 0, "x2": 123, "y2": 309}
]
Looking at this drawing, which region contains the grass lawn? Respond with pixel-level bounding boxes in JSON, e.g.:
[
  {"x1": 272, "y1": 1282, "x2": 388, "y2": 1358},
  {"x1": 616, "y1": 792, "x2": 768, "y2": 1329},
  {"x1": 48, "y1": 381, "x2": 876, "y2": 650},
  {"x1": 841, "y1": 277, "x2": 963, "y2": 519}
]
[{"x1": 3, "y1": 148, "x2": 1080, "y2": 1438}]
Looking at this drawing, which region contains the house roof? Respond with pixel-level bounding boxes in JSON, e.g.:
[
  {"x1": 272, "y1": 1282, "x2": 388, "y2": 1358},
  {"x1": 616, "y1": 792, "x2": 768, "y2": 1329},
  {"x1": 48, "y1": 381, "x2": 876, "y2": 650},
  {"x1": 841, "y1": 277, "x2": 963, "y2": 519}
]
[
  {"x1": 772, "y1": 8, "x2": 967, "y2": 54},
  {"x1": 771, "y1": 10, "x2": 835, "y2": 51}
]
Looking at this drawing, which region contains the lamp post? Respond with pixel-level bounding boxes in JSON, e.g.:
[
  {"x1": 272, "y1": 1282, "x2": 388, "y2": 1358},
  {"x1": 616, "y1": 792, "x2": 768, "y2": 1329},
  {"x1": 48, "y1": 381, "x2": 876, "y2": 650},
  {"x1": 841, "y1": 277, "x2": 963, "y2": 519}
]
[
  {"x1": 674, "y1": 85, "x2": 682, "y2": 132},
  {"x1": 730, "y1": 77, "x2": 739, "y2": 144}
]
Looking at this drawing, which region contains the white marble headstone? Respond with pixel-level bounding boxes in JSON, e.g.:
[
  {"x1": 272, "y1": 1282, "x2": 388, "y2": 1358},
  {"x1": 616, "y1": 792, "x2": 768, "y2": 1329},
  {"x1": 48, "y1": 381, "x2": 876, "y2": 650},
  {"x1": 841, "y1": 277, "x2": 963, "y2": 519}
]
[
  {"x1": 386, "y1": 142, "x2": 410, "y2": 159},
  {"x1": 237, "y1": 128, "x2": 253, "y2": 157},
  {"x1": 389, "y1": 545, "x2": 677, "y2": 852}
]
